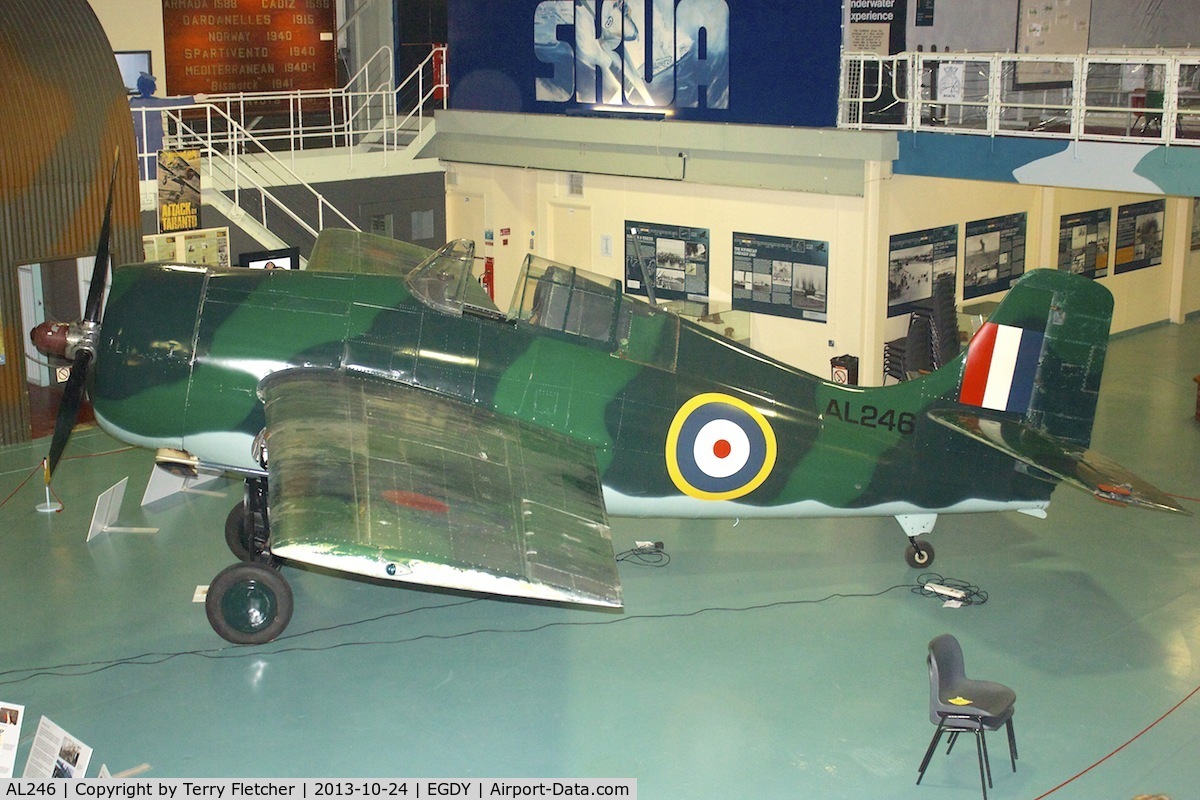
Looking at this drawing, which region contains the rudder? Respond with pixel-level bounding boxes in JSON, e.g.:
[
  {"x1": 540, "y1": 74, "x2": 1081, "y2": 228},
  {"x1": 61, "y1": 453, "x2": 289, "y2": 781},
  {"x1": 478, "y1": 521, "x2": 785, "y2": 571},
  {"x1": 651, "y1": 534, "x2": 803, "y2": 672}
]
[{"x1": 958, "y1": 269, "x2": 1113, "y2": 447}]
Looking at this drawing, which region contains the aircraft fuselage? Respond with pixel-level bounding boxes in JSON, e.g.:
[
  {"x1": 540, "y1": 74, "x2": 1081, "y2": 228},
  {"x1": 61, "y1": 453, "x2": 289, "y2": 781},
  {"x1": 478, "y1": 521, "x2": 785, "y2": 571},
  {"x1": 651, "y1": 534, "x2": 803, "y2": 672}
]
[{"x1": 92, "y1": 262, "x2": 1053, "y2": 521}]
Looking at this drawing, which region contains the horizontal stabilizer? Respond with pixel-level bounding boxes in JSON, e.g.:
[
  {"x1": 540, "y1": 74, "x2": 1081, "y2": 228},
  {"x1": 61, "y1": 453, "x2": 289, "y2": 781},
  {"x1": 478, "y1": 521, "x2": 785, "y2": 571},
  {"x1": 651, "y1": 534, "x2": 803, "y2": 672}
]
[{"x1": 928, "y1": 409, "x2": 1188, "y2": 514}]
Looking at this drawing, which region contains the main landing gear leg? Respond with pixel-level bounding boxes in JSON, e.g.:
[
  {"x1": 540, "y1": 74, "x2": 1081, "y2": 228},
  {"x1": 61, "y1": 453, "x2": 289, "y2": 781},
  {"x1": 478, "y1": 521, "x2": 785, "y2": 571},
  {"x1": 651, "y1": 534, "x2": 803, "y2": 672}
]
[
  {"x1": 207, "y1": 477, "x2": 294, "y2": 644},
  {"x1": 896, "y1": 514, "x2": 937, "y2": 569}
]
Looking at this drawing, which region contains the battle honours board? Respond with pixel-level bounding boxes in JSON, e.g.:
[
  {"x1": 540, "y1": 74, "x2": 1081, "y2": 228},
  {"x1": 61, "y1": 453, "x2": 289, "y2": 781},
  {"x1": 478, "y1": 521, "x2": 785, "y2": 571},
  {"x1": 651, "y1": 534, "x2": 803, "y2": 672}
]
[{"x1": 162, "y1": 0, "x2": 337, "y2": 95}]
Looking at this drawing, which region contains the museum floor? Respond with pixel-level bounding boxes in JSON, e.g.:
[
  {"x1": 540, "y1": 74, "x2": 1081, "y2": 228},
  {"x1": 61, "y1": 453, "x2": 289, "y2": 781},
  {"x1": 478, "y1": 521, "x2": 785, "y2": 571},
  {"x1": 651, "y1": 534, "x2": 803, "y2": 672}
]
[{"x1": 2, "y1": 317, "x2": 1199, "y2": 799}]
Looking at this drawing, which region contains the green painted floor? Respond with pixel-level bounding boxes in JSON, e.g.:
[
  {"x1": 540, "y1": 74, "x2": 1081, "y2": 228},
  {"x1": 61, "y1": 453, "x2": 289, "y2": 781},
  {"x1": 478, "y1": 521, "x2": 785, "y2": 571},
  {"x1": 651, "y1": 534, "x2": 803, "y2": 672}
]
[{"x1": 2, "y1": 319, "x2": 1199, "y2": 798}]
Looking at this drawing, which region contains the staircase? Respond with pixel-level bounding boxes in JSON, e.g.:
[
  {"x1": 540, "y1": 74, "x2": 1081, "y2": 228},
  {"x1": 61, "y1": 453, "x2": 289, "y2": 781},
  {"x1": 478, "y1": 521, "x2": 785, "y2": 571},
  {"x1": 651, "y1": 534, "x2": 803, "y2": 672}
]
[{"x1": 138, "y1": 45, "x2": 447, "y2": 257}]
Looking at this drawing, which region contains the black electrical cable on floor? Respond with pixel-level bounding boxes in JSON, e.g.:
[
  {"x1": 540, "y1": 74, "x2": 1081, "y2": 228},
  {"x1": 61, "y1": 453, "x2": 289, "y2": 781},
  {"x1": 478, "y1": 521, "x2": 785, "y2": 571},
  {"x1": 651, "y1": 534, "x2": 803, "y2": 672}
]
[
  {"x1": 0, "y1": 582, "x2": 932, "y2": 686},
  {"x1": 616, "y1": 542, "x2": 670, "y2": 566},
  {"x1": 912, "y1": 572, "x2": 989, "y2": 606}
]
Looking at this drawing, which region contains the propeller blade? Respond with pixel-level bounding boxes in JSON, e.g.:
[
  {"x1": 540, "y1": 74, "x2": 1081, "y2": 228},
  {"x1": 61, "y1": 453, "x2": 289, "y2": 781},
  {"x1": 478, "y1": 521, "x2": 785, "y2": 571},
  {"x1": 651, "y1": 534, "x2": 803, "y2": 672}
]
[
  {"x1": 46, "y1": 349, "x2": 94, "y2": 479},
  {"x1": 44, "y1": 150, "x2": 120, "y2": 482},
  {"x1": 84, "y1": 152, "x2": 120, "y2": 323}
]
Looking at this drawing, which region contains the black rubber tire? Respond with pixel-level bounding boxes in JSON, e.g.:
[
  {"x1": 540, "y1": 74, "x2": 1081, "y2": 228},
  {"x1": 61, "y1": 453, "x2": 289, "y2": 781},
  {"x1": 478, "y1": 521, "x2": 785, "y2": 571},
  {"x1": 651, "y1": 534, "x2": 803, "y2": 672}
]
[
  {"x1": 905, "y1": 540, "x2": 935, "y2": 569},
  {"x1": 205, "y1": 562, "x2": 293, "y2": 644},
  {"x1": 225, "y1": 501, "x2": 252, "y2": 561}
]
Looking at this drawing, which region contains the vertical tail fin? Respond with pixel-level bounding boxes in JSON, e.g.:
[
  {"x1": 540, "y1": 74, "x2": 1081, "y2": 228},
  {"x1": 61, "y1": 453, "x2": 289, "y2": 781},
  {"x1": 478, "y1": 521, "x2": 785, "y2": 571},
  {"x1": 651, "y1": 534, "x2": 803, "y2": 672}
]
[{"x1": 957, "y1": 270, "x2": 1113, "y2": 447}]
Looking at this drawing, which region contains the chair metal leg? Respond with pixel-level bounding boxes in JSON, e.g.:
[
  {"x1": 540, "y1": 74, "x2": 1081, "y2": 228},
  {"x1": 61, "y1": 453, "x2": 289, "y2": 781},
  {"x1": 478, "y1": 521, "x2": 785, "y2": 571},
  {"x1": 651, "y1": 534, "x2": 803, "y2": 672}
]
[
  {"x1": 980, "y1": 728, "x2": 993, "y2": 788},
  {"x1": 917, "y1": 723, "x2": 946, "y2": 785},
  {"x1": 1006, "y1": 718, "x2": 1018, "y2": 771},
  {"x1": 946, "y1": 730, "x2": 959, "y2": 754},
  {"x1": 973, "y1": 730, "x2": 988, "y2": 800}
]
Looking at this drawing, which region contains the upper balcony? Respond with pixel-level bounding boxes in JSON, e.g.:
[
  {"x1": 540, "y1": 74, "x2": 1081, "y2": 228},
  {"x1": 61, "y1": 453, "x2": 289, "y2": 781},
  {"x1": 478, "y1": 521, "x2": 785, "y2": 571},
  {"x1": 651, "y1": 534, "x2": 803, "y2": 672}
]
[{"x1": 839, "y1": 50, "x2": 1200, "y2": 197}]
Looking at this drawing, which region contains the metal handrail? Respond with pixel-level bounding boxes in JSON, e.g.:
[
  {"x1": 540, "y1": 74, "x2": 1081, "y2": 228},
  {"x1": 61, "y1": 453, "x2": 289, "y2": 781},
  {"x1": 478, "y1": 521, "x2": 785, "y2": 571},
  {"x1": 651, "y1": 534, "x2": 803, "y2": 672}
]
[
  {"x1": 158, "y1": 101, "x2": 360, "y2": 240},
  {"x1": 839, "y1": 50, "x2": 1200, "y2": 146},
  {"x1": 133, "y1": 44, "x2": 448, "y2": 245},
  {"x1": 198, "y1": 46, "x2": 398, "y2": 167},
  {"x1": 390, "y1": 45, "x2": 448, "y2": 150}
]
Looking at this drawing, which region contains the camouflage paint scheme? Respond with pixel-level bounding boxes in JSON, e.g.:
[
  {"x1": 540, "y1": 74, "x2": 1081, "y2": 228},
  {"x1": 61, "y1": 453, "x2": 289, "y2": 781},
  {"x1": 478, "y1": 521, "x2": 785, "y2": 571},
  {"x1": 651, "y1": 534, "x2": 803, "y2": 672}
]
[{"x1": 85, "y1": 229, "x2": 1179, "y2": 615}]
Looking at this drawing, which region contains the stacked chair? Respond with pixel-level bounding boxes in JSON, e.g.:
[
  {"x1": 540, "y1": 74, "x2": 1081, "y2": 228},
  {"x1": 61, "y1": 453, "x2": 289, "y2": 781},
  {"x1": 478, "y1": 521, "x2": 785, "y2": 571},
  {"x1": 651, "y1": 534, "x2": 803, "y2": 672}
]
[{"x1": 884, "y1": 274, "x2": 961, "y2": 382}]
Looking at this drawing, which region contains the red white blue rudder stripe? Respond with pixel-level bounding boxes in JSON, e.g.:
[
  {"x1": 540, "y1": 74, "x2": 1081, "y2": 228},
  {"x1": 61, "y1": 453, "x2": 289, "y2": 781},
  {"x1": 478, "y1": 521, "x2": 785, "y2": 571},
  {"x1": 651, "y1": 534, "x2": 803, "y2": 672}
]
[{"x1": 959, "y1": 322, "x2": 1045, "y2": 414}]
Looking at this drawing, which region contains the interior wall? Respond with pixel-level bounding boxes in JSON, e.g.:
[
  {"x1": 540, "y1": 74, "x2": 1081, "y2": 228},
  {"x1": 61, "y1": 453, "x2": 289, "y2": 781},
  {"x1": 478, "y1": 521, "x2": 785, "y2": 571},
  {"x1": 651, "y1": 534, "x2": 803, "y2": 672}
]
[
  {"x1": 1186, "y1": 201, "x2": 1200, "y2": 317},
  {"x1": 445, "y1": 164, "x2": 871, "y2": 380},
  {"x1": 447, "y1": 164, "x2": 1197, "y2": 388},
  {"x1": 880, "y1": 174, "x2": 1192, "y2": 338},
  {"x1": 900, "y1": 0, "x2": 1200, "y2": 52},
  {"x1": 87, "y1": 0, "x2": 166, "y2": 93}
]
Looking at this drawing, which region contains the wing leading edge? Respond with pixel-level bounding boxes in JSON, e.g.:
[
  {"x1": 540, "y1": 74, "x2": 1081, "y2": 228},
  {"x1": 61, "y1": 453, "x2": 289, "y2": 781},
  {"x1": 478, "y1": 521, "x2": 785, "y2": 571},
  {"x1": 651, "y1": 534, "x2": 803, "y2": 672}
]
[
  {"x1": 259, "y1": 369, "x2": 622, "y2": 607},
  {"x1": 928, "y1": 408, "x2": 1187, "y2": 514}
]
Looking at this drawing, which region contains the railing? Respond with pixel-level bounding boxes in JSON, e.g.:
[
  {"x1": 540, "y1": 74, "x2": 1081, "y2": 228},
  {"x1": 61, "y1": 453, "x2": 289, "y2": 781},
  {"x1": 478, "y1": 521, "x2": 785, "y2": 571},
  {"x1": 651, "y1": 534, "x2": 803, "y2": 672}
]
[
  {"x1": 391, "y1": 45, "x2": 447, "y2": 150},
  {"x1": 183, "y1": 45, "x2": 447, "y2": 166},
  {"x1": 162, "y1": 101, "x2": 361, "y2": 249},
  {"x1": 840, "y1": 51, "x2": 1200, "y2": 146},
  {"x1": 131, "y1": 44, "x2": 448, "y2": 250}
]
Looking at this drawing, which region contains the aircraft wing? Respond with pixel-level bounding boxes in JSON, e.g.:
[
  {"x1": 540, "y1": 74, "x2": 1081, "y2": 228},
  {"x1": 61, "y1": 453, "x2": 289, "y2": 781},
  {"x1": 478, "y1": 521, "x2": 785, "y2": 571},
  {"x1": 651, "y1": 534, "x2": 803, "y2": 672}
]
[
  {"x1": 259, "y1": 369, "x2": 622, "y2": 607},
  {"x1": 928, "y1": 409, "x2": 1188, "y2": 514}
]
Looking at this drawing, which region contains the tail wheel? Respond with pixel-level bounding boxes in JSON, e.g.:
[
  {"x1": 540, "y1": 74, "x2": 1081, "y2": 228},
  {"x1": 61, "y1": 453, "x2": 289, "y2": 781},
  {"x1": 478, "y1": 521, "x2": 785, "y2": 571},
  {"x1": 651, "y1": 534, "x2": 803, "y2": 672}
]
[
  {"x1": 206, "y1": 562, "x2": 293, "y2": 644},
  {"x1": 905, "y1": 540, "x2": 935, "y2": 569}
]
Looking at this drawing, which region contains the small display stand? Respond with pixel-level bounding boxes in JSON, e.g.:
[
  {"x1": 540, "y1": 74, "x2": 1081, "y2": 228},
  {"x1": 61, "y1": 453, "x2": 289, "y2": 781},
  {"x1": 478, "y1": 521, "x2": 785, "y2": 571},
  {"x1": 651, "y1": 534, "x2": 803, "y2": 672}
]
[
  {"x1": 140, "y1": 463, "x2": 227, "y2": 507},
  {"x1": 86, "y1": 478, "x2": 159, "y2": 542}
]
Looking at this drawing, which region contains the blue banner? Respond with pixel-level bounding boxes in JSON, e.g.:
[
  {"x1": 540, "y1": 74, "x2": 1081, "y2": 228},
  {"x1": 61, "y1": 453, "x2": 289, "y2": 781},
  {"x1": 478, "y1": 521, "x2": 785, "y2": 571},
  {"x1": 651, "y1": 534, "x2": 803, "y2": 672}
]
[{"x1": 448, "y1": 0, "x2": 843, "y2": 127}]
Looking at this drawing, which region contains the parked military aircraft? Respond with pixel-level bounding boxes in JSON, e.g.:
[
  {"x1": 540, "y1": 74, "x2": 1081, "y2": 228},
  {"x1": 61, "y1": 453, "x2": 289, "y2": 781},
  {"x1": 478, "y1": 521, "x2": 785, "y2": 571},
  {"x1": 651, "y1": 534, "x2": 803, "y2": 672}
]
[{"x1": 34, "y1": 211, "x2": 1185, "y2": 644}]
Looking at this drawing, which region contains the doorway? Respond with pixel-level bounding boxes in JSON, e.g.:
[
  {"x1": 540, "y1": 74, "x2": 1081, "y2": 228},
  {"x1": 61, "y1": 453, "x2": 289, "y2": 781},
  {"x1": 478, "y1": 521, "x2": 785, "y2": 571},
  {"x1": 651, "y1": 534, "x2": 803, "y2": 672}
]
[{"x1": 18, "y1": 257, "x2": 96, "y2": 438}]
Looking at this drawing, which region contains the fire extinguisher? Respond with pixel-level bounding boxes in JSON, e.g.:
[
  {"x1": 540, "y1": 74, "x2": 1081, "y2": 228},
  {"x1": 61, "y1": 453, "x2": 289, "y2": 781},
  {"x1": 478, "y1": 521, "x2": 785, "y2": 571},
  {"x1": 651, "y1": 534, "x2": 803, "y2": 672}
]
[
  {"x1": 432, "y1": 44, "x2": 446, "y2": 101},
  {"x1": 482, "y1": 256, "x2": 495, "y2": 301}
]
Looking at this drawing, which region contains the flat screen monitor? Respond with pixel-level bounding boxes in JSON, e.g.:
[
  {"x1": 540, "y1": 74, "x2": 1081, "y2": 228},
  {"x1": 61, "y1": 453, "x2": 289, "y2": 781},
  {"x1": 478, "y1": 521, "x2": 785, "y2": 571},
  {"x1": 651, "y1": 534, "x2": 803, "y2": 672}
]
[
  {"x1": 114, "y1": 51, "x2": 152, "y2": 95},
  {"x1": 239, "y1": 247, "x2": 300, "y2": 270}
]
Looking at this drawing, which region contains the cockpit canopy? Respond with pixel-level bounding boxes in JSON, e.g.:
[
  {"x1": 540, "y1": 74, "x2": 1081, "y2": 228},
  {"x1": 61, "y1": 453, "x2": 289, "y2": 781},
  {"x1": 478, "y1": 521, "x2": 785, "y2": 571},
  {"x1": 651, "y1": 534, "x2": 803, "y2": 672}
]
[
  {"x1": 510, "y1": 253, "x2": 679, "y2": 371},
  {"x1": 405, "y1": 239, "x2": 501, "y2": 318},
  {"x1": 404, "y1": 240, "x2": 678, "y2": 372}
]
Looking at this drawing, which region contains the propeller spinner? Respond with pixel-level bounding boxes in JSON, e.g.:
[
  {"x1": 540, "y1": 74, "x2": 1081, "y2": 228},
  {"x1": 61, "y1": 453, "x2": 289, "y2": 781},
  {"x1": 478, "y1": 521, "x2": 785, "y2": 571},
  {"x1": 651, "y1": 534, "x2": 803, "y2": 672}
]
[{"x1": 30, "y1": 153, "x2": 120, "y2": 479}]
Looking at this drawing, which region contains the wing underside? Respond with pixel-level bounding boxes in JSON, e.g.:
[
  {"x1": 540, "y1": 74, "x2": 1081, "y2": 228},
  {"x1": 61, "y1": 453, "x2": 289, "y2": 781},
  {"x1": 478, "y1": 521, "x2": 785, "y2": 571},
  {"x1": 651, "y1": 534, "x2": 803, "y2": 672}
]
[
  {"x1": 260, "y1": 369, "x2": 622, "y2": 607},
  {"x1": 928, "y1": 408, "x2": 1187, "y2": 514}
]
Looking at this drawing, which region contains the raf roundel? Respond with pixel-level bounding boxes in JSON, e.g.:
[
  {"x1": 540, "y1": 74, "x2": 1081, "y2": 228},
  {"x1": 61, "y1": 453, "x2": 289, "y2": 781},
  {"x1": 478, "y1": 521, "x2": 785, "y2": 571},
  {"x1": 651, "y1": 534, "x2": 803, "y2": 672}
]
[{"x1": 666, "y1": 393, "x2": 778, "y2": 501}]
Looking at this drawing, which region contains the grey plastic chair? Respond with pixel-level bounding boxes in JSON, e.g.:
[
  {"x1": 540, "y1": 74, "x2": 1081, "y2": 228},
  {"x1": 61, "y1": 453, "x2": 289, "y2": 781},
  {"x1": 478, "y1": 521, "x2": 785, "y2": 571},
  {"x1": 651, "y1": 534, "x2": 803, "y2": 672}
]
[{"x1": 916, "y1": 634, "x2": 1018, "y2": 799}]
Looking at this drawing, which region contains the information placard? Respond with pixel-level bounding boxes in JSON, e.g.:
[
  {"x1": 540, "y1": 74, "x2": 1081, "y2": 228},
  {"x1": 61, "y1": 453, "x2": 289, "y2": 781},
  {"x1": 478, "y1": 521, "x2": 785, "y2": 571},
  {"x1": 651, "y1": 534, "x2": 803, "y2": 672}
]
[
  {"x1": 1191, "y1": 198, "x2": 1200, "y2": 251},
  {"x1": 0, "y1": 703, "x2": 23, "y2": 777},
  {"x1": 732, "y1": 232, "x2": 828, "y2": 322},
  {"x1": 625, "y1": 221, "x2": 710, "y2": 301},
  {"x1": 964, "y1": 212, "x2": 1027, "y2": 299},
  {"x1": 1114, "y1": 199, "x2": 1165, "y2": 274},
  {"x1": 21, "y1": 716, "x2": 92, "y2": 779},
  {"x1": 888, "y1": 225, "x2": 958, "y2": 317},
  {"x1": 1058, "y1": 208, "x2": 1112, "y2": 278}
]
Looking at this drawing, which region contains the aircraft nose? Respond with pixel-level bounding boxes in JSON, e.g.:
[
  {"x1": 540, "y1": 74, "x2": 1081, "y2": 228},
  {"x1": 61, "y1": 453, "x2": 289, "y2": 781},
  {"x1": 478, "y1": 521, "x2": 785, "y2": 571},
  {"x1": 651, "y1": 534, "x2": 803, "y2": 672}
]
[
  {"x1": 30, "y1": 321, "x2": 71, "y2": 360},
  {"x1": 90, "y1": 264, "x2": 208, "y2": 446}
]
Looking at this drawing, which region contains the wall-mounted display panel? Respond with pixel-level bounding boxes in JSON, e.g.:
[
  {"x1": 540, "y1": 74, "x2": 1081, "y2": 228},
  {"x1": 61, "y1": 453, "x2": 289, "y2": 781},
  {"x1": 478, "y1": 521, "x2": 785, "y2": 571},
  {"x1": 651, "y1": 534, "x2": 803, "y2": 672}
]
[
  {"x1": 143, "y1": 227, "x2": 230, "y2": 269},
  {"x1": 1191, "y1": 198, "x2": 1200, "y2": 251},
  {"x1": 1114, "y1": 199, "x2": 1165, "y2": 274},
  {"x1": 963, "y1": 212, "x2": 1027, "y2": 299},
  {"x1": 731, "y1": 232, "x2": 828, "y2": 323},
  {"x1": 1058, "y1": 208, "x2": 1112, "y2": 278},
  {"x1": 624, "y1": 221, "x2": 709, "y2": 302},
  {"x1": 888, "y1": 225, "x2": 958, "y2": 317}
]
